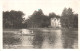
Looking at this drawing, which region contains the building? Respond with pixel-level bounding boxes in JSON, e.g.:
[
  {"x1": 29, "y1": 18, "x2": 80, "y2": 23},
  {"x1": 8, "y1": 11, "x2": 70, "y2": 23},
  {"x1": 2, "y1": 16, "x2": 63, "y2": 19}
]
[{"x1": 51, "y1": 17, "x2": 61, "y2": 28}]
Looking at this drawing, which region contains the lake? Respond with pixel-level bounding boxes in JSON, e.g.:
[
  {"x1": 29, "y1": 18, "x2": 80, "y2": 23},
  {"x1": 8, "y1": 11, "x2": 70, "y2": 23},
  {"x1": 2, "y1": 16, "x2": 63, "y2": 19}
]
[{"x1": 3, "y1": 28, "x2": 78, "y2": 49}]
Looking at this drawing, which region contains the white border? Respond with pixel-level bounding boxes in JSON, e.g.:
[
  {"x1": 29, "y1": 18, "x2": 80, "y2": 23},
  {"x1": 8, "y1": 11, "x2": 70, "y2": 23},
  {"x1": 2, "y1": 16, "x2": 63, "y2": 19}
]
[{"x1": 0, "y1": 0, "x2": 80, "y2": 51}]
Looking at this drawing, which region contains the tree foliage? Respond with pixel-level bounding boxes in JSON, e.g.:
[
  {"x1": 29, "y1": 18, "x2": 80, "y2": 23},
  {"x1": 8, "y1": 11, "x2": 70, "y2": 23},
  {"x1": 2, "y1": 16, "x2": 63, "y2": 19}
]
[
  {"x1": 3, "y1": 10, "x2": 24, "y2": 28},
  {"x1": 26, "y1": 9, "x2": 50, "y2": 28},
  {"x1": 3, "y1": 8, "x2": 78, "y2": 29},
  {"x1": 61, "y1": 8, "x2": 78, "y2": 28},
  {"x1": 49, "y1": 12, "x2": 56, "y2": 18}
]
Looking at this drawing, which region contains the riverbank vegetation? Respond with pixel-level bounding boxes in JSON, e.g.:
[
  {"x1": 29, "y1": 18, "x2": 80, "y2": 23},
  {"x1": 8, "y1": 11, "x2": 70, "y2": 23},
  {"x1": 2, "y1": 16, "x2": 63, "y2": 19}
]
[{"x1": 3, "y1": 8, "x2": 78, "y2": 29}]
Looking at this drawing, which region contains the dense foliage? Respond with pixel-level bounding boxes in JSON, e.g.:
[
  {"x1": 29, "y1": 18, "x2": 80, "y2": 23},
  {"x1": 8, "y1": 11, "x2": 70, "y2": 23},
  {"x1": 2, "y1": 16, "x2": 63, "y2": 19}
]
[
  {"x1": 3, "y1": 10, "x2": 24, "y2": 28},
  {"x1": 61, "y1": 8, "x2": 78, "y2": 28},
  {"x1": 3, "y1": 8, "x2": 78, "y2": 29},
  {"x1": 25, "y1": 9, "x2": 50, "y2": 28}
]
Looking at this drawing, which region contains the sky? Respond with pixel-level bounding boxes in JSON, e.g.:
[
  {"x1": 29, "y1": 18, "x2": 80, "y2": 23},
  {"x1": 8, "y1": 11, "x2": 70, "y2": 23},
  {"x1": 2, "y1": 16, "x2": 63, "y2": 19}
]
[{"x1": 3, "y1": 0, "x2": 80, "y2": 19}]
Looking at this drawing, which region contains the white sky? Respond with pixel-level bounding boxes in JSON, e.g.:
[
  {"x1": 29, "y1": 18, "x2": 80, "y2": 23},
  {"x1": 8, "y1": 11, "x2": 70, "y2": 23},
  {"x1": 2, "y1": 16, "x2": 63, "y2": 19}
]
[{"x1": 3, "y1": 0, "x2": 80, "y2": 19}]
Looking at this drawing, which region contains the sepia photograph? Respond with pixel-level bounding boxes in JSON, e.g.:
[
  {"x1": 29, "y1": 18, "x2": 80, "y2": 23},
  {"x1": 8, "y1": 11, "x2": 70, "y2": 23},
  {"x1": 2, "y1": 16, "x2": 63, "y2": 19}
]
[{"x1": 3, "y1": 0, "x2": 78, "y2": 49}]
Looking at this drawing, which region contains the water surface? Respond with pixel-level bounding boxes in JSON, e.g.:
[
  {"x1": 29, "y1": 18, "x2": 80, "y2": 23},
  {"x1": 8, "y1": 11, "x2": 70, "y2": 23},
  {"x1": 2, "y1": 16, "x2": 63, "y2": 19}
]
[{"x1": 3, "y1": 28, "x2": 78, "y2": 49}]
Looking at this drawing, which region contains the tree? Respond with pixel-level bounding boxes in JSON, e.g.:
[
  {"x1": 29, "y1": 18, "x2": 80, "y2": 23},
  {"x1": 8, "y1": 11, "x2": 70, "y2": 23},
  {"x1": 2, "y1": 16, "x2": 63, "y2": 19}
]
[
  {"x1": 73, "y1": 14, "x2": 78, "y2": 28},
  {"x1": 26, "y1": 9, "x2": 50, "y2": 28},
  {"x1": 3, "y1": 10, "x2": 24, "y2": 28},
  {"x1": 49, "y1": 12, "x2": 56, "y2": 18},
  {"x1": 61, "y1": 8, "x2": 78, "y2": 28}
]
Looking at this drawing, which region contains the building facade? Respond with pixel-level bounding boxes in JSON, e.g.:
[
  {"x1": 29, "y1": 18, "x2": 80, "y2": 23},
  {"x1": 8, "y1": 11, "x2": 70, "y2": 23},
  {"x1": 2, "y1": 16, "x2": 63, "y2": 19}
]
[{"x1": 51, "y1": 17, "x2": 61, "y2": 28}]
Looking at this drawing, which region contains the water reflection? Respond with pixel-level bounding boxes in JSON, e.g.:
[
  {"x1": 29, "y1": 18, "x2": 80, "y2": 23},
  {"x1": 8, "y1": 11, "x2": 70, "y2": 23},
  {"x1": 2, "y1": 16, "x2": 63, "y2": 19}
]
[
  {"x1": 32, "y1": 29, "x2": 63, "y2": 48},
  {"x1": 42, "y1": 29, "x2": 63, "y2": 48},
  {"x1": 62, "y1": 29, "x2": 78, "y2": 49},
  {"x1": 41, "y1": 30, "x2": 57, "y2": 48},
  {"x1": 3, "y1": 28, "x2": 78, "y2": 49},
  {"x1": 32, "y1": 29, "x2": 44, "y2": 48}
]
